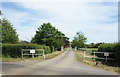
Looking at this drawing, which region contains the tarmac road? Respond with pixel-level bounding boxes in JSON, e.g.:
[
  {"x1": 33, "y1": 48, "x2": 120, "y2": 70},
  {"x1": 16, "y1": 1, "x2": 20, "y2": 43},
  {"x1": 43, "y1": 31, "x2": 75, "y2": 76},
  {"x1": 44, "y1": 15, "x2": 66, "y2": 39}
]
[{"x1": 2, "y1": 48, "x2": 118, "y2": 75}]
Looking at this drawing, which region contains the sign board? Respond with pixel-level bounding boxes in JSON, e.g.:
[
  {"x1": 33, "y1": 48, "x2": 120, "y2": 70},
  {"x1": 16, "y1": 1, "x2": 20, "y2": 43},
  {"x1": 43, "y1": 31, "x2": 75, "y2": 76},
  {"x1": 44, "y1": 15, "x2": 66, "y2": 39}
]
[
  {"x1": 104, "y1": 52, "x2": 109, "y2": 56},
  {"x1": 30, "y1": 50, "x2": 35, "y2": 53}
]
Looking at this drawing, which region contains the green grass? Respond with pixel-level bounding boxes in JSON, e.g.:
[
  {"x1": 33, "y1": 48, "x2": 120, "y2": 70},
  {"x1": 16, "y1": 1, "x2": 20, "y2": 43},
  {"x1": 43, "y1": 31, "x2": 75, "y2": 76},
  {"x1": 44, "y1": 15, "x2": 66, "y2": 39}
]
[
  {"x1": 85, "y1": 48, "x2": 98, "y2": 51},
  {"x1": 2, "y1": 49, "x2": 67, "y2": 62},
  {"x1": 74, "y1": 50, "x2": 119, "y2": 73}
]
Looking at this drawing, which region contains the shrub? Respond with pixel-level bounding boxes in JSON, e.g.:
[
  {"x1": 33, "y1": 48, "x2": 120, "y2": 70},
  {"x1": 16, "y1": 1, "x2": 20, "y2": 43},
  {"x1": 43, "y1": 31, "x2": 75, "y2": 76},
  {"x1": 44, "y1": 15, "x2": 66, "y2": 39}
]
[
  {"x1": 50, "y1": 46, "x2": 54, "y2": 53},
  {"x1": 98, "y1": 43, "x2": 120, "y2": 60},
  {"x1": 2, "y1": 43, "x2": 51, "y2": 58},
  {"x1": 42, "y1": 45, "x2": 51, "y2": 54}
]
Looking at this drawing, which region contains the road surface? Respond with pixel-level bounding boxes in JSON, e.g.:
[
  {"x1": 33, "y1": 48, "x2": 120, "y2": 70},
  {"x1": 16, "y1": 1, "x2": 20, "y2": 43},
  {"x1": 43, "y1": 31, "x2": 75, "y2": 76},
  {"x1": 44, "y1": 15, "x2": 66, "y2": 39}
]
[{"x1": 2, "y1": 48, "x2": 118, "y2": 75}]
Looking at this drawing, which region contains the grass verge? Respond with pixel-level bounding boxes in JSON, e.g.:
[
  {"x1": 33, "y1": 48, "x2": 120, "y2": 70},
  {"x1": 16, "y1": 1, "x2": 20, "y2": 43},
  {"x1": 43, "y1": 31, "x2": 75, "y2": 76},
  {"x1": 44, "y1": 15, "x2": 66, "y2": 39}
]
[
  {"x1": 2, "y1": 48, "x2": 67, "y2": 62},
  {"x1": 74, "y1": 50, "x2": 119, "y2": 73}
]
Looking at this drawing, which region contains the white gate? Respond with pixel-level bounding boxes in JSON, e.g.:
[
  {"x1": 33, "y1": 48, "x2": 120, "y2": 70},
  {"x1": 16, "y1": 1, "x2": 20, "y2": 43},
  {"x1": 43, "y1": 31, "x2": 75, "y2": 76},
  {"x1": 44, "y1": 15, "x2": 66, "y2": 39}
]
[
  {"x1": 22, "y1": 49, "x2": 45, "y2": 59},
  {"x1": 83, "y1": 51, "x2": 116, "y2": 63}
]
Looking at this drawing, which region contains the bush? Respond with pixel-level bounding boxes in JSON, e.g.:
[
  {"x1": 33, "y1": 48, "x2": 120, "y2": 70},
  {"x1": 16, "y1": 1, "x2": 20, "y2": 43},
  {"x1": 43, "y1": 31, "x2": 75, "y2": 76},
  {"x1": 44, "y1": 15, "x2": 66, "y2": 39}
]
[
  {"x1": 98, "y1": 43, "x2": 120, "y2": 60},
  {"x1": 42, "y1": 45, "x2": 51, "y2": 54},
  {"x1": 50, "y1": 46, "x2": 54, "y2": 53},
  {"x1": 2, "y1": 43, "x2": 52, "y2": 58}
]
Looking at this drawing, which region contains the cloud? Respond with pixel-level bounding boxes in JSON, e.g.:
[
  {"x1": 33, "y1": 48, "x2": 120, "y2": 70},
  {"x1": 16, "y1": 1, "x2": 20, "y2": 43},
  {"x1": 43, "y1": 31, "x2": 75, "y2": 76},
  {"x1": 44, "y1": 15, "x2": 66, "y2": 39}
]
[
  {"x1": 2, "y1": 0, "x2": 120, "y2": 2},
  {"x1": 2, "y1": 2, "x2": 118, "y2": 43}
]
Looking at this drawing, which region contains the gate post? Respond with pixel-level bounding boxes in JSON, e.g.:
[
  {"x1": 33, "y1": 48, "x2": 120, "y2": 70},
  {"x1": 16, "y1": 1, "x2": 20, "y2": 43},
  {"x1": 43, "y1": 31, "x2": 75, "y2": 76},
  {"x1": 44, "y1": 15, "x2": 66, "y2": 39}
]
[
  {"x1": 84, "y1": 51, "x2": 86, "y2": 60},
  {"x1": 93, "y1": 52, "x2": 95, "y2": 62}
]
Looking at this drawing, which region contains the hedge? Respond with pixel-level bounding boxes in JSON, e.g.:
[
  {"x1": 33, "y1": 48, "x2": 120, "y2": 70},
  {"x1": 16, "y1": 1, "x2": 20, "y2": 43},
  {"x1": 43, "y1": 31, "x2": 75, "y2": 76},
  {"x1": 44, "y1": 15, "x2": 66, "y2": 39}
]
[
  {"x1": 2, "y1": 43, "x2": 52, "y2": 58},
  {"x1": 98, "y1": 43, "x2": 120, "y2": 60},
  {"x1": 50, "y1": 46, "x2": 54, "y2": 53}
]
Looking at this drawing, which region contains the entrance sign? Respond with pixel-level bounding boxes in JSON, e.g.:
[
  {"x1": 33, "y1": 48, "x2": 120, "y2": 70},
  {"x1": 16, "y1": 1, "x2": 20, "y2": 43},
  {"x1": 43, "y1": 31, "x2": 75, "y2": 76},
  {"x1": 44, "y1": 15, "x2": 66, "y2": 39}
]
[
  {"x1": 104, "y1": 52, "x2": 109, "y2": 56},
  {"x1": 30, "y1": 50, "x2": 35, "y2": 53}
]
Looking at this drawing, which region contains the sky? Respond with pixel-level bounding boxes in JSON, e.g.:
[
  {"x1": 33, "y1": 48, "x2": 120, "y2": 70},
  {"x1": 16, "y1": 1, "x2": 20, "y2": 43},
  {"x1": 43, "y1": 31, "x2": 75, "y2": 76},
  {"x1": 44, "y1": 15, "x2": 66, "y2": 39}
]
[{"x1": 1, "y1": 0, "x2": 119, "y2": 44}]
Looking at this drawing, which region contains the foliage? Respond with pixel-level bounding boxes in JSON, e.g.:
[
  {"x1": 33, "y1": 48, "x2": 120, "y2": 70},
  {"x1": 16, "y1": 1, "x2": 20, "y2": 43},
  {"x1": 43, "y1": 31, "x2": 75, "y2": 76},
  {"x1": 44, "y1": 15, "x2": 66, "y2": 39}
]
[
  {"x1": 72, "y1": 31, "x2": 87, "y2": 48},
  {"x1": 0, "y1": 10, "x2": 1, "y2": 15},
  {"x1": 85, "y1": 42, "x2": 104, "y2": 48},
  {"x1": 0, "y1": 10, "x2": 19, "y2": 43},
  {"x1": 50, "y1": 46, "x2": 54, "y2": 53},
  {"x1": 2, "y1": 43, "x2": 51, "y2": 58},
  {"x1": 0, "y1": 10, "x2": 2, "y2": 43},
  {"x1": 1, "y1": 18, "x2": 19, "y2": 43},
  {"x1": 31, "y1": 23, "x2": 69, "y2": 50}
]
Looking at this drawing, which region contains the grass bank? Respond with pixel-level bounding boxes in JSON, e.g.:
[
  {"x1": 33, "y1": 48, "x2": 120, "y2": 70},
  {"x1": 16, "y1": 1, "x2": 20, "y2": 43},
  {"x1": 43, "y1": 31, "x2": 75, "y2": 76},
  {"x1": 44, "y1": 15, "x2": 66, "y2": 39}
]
[
  {"x1": 74, "y1": 49, "x2": 119, "y2": 73},
  {"x1": 2, "y1": 48, "x2": 67, "y2": 62}
]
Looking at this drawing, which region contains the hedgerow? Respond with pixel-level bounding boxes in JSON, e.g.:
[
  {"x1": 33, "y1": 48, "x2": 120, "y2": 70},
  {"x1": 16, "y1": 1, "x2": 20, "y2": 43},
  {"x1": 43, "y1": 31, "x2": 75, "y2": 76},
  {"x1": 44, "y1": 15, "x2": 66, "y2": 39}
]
[
  {"x1": 98, "y1": 43, "x2": 120, "y2": 60},
  {"x1": 2, "y1": 43, "x2": 53, "y2": 58}
]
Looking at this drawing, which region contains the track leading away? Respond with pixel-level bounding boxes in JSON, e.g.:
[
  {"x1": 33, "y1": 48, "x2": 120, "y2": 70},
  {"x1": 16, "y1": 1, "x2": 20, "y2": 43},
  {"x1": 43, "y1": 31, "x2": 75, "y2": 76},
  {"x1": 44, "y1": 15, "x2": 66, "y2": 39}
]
[{"x1": 2, "y1": 48, "x2": 118, "y2": 75}]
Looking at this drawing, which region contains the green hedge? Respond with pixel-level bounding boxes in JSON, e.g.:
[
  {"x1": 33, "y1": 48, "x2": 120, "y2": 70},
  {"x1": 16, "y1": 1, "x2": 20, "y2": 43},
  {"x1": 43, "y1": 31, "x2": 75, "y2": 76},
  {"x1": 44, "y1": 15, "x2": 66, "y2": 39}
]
[
  {"x1": 50, "y1": 46, "x2": 54, "y2": 53},
  {"x1": 2, "y1": 43, "x2": 52, "y2": 58},
  {"x1": 98, "y1": 43, "x2": 120, "y2": 60}
]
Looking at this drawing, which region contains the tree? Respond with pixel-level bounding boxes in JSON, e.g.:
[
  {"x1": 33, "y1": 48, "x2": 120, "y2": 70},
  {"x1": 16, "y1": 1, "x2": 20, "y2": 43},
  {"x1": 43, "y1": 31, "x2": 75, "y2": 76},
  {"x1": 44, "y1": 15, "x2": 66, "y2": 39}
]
[
  {"x1": 0, "y1": 10, "x2": 19, "y2": 43},
  {"x1": 0, "y1": 10, "x2": 2, "y2": 43},
  {"x1": 72, "y1": 31, "x2": 87, "y2": 48},
  {"x1": 31, "y1": 23, "x2": 69, "y2": 50},
  {"x1": 1, "y1": 18, "x2": 19, "y2": 43},
  {"x1": 90, "y1": 43, "x2": 95, "y2": 48},
  {"x1": 0, "y1": 10, "x2": 2, "y2": 15}
]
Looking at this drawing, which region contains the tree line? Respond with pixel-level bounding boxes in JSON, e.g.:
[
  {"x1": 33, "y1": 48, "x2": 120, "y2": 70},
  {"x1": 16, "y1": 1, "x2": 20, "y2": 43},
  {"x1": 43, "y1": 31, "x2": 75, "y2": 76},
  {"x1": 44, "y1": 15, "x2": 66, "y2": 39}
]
[{"x1": 1, "y1": 10, "x2": 94, "y2": 49}]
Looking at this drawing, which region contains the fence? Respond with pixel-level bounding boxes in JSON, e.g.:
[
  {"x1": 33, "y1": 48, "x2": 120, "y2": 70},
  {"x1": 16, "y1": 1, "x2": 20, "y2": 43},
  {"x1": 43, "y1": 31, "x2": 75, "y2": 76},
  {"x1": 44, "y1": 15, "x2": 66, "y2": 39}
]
[
  {"x1": 84, "y1": 51, "x2": 116, "y2": 63},
  {"x1": 22, "y1": 49, "x2": 45, "y2": 59}
]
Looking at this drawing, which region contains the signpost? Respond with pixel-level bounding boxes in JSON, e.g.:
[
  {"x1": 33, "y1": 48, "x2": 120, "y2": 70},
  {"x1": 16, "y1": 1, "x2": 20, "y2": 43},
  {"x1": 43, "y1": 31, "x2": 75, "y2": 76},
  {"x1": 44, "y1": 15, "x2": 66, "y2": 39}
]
[
  {"x1": 30, "y1": 50, "x2": 35, "y2": 58},
  {"x1": 104, "y1": 52, "x2": 109, "y2": 63},
  {"x1": 30, "y1": 49, "x2": 35, "y2": 53},
  {"x1": 104, "y1": 52, "x2": 109, "y2": 56}
]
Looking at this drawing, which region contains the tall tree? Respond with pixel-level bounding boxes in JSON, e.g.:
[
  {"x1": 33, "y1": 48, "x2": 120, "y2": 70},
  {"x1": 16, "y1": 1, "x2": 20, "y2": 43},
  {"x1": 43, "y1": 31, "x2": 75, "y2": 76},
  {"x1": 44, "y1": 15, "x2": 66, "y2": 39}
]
[
  {"x1": 0, "y1": 10, "x2": 2, "y2": 43},
  {"x1": 72, "y1": 31, "x2": 87, "y2": 48},
  {"x1": 31, "y1": 23, "x2": 69, "y2": 50},
  {"x1": 0, "y1": 10, "x2": 2, "y2": 15},
  {"x1": 1, "y1": 18, "x2": 19, "y2": 43}
]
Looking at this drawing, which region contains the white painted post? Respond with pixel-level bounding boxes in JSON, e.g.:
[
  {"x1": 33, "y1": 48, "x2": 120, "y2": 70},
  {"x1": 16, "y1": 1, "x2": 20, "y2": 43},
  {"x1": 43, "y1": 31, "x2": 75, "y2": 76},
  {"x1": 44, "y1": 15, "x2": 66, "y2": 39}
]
[
  {"x1": 43, "y1": 49, "x2": 45, "y2": 59},
  {"x1": 61, "y1": 46, "x2": 64, "y2": 51},
  {"x1": 93, "y1": 52, "x2": 95, "y2": 62},
  {"x1": 84, "y1": 51, "x2": 86, "y2": 60},
  {"x1": 75, "y1": 46, "x2": 77, "y2": 51},
  {"x1": 21, "y1": 50, "x2": 23, "y2": 58},
  {"x1": 32, "y1": 53, "x2": 34, "y2": 58}
]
